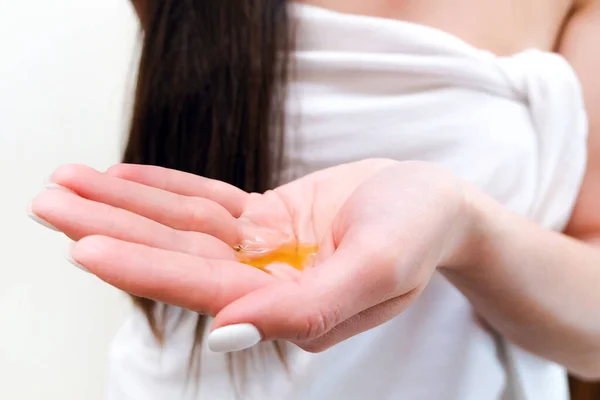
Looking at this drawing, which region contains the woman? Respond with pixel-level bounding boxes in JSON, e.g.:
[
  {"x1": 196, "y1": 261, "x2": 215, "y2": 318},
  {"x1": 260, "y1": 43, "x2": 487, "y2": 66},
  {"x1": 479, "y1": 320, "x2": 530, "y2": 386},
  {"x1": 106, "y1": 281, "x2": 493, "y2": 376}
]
[{"x1": 28, "y1": 0, "x2": 600, "y2": 399}]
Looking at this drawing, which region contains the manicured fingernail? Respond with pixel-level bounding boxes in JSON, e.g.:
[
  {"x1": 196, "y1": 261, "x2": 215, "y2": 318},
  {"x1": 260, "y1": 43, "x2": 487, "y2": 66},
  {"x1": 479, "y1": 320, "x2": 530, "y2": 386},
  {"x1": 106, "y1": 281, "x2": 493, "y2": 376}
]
[
  {"x1": 65, "y1": 242, "x2": 90, "y2": 273},
  {"x1": 26, "y1": 203, "x2": 60, "y2": 231},
  {"x1": 45, "y1": 183, "x2": 75, "y2": 194},
  {"x1": 208, "y1": 323, "x2": 262, "y2": 352}
]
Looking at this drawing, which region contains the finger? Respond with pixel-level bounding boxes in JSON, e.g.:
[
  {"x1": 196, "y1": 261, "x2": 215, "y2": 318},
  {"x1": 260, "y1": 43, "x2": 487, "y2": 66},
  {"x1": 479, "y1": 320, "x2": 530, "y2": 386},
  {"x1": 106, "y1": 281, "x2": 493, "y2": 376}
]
[
  {"x1": 70, "y1": 236, "x2": 275, "y2": 315},
  {"x1": 263, "y1": 263, "x2": 303, "y2": 281},
  {"x1": 293, "y1": 289, "x2": 420, "y2": 353},
  {"x1": 50, "y1": 164, "x2": 240, "y2": 245},
  {"x1": 105, "y1": 164, "x2": 248, "y2": 217},
  {"x1": 31, "y1": 189, "x2": 235, "y2": 260}
]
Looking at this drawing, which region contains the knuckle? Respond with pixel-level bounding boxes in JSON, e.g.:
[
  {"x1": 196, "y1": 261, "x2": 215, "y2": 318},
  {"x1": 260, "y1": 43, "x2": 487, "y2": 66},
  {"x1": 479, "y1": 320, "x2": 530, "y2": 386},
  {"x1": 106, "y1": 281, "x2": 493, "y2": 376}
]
[
  {"x1": 102, "y1": 205, "x2": 120, "y2": 236},
  {"x1": 169, "y1": 228, "x2": 190, "y2": 252},
  {"x1": 297, "y1": 340, "x2": 333, "y2": 354},
  {"x1": 294, "y1": 305, "x2": 341, "y2": 343},
  {"x1": 299, "y1": 311, "x2": 327, "y2": 342},
  {"x1": 177, "y1": 196, "x2": 208, "y2": 229},
  {"x1": 189, "y1": 200, "x2": 210, "y2": 227}
]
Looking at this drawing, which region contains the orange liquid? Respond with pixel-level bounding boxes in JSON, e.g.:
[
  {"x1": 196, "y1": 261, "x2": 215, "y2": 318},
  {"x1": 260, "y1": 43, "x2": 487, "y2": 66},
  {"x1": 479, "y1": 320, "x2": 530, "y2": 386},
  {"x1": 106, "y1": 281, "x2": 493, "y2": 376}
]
[{"x1": 235, "y1": 243, "x2": 319, "y2": 271}]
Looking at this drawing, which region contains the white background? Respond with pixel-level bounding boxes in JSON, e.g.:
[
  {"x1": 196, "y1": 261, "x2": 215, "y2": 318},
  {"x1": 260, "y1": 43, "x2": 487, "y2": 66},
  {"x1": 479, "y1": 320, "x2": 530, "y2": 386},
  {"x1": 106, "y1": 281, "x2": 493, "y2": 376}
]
[{"x1": 0, "y1": 1, "x2": 138, "y2": 398}]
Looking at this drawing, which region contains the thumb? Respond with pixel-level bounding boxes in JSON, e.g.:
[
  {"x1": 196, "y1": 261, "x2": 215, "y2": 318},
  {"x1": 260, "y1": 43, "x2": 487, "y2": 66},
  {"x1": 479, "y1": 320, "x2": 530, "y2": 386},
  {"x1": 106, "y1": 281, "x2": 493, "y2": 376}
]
[
  {"x1": 207, "y1": 275, "x2": 328, "y2": 352},
  {"x1": 207, "y1": 229, "x2": 405, "y2": 353}
]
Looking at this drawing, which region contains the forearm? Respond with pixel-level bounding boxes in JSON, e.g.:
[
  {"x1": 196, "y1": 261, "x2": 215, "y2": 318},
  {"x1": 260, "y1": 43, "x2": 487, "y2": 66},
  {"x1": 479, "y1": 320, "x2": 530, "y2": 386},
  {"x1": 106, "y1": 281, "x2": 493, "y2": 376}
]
[{"x1": 442, "y1": 188, "x2": 600, "y2": 379}]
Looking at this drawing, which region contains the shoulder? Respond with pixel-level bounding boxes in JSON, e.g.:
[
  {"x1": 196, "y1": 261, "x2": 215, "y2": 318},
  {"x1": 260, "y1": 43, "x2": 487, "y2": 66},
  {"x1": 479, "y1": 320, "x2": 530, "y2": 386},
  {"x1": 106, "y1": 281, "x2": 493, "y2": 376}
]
[{"x1": 560, "y1": 2, "x2": 600, "y2": 239}]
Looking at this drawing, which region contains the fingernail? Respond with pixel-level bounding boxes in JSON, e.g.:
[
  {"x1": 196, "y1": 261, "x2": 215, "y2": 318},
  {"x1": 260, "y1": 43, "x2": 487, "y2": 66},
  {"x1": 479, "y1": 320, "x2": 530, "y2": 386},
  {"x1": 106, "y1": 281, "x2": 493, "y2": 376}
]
[
  {"x1": 45, "y1": 183, "x2": 75, "y2": 194},
  {"x1": 64, "y1": 242, "x2": 90, "y2": 273},
  {"x1": 208, "y1": 323, "x2": 262, "y2": 353},
  {"x1": 26, "y1": 203, "x2": 60, "y2": 232}
]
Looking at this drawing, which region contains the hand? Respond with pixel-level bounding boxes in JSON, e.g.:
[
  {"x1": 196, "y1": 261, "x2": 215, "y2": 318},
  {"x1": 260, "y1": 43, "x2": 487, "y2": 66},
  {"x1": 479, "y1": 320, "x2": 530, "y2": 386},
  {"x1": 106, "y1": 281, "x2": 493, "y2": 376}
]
[{"x1": 29, "y1": 159, "x2": 473, "y2": 352}]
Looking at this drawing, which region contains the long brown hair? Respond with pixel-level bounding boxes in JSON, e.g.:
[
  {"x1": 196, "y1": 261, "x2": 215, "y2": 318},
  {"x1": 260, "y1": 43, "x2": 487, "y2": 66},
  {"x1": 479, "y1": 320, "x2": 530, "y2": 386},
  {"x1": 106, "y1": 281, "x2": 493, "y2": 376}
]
[{"x1": 123, "y1": 0, "x2": 293, "y2": 391}]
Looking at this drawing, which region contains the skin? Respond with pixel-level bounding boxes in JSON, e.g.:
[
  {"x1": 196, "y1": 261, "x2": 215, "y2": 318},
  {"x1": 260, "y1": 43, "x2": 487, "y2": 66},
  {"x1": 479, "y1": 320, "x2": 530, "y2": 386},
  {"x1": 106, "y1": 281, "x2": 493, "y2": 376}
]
[
  {"x1": 303, "y1": 0, "x2": 574, "y2": 54},
  {"x1": 30, "y1": 0, "x2": 600, "y2": 381}
]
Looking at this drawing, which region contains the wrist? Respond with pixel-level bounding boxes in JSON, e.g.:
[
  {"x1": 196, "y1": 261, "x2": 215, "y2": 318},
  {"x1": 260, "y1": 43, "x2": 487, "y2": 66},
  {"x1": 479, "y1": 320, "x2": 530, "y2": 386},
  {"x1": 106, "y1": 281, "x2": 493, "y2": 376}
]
[{"x1": 440, "y1": 181, "x2": 491, "y2": 271}]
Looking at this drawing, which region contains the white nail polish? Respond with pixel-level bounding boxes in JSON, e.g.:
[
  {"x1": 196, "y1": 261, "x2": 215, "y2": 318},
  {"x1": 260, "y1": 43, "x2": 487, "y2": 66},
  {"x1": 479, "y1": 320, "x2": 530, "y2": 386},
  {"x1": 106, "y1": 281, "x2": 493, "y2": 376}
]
[
  {"x1": 64, "y1": 243, "x2": 90, "y2": 273},
  {"x1": 45, "y1": 183, "x2": 75, "y2": 194},
  {"x1": 208, "y1": 324, "x2": 262, "y2": 353},
  {"x1": 27, "y1": 203, "x2": 60, "y2": 232}
]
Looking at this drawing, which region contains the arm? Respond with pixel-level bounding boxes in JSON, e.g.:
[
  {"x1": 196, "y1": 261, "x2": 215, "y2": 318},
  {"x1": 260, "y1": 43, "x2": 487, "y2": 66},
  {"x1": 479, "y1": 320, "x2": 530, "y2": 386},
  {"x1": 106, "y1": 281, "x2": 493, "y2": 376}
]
[
  {"x1": 562, "y1": 0, "x2": 600, "y2": 242},
  {"x1": 444, "y1": 188, "x2": 600, "y2": 380},
  {"x1": 28, "y1": 5, "x2": 600, "y2": 375},
  {"x1": 442, "y1": 2, "x2": 600, "y2": 380}
]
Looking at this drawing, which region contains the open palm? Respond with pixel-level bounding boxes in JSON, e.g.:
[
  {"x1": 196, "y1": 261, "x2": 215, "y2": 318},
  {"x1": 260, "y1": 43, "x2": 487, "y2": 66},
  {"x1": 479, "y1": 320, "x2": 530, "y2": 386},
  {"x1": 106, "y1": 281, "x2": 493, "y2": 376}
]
[
  {"x1": 30, "y1": 158, "x2": 466, "y2": 351},
  {"x1": 232, "y1": 159, "x2": 398, "y2": 262}
]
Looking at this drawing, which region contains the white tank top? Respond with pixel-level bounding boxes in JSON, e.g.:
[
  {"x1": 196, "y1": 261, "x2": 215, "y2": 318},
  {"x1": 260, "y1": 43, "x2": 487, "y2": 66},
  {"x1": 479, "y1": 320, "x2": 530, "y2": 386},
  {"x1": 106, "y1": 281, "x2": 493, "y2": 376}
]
[{"x1": 107, "y1": 5, "x2": 588, "y2": 400}]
